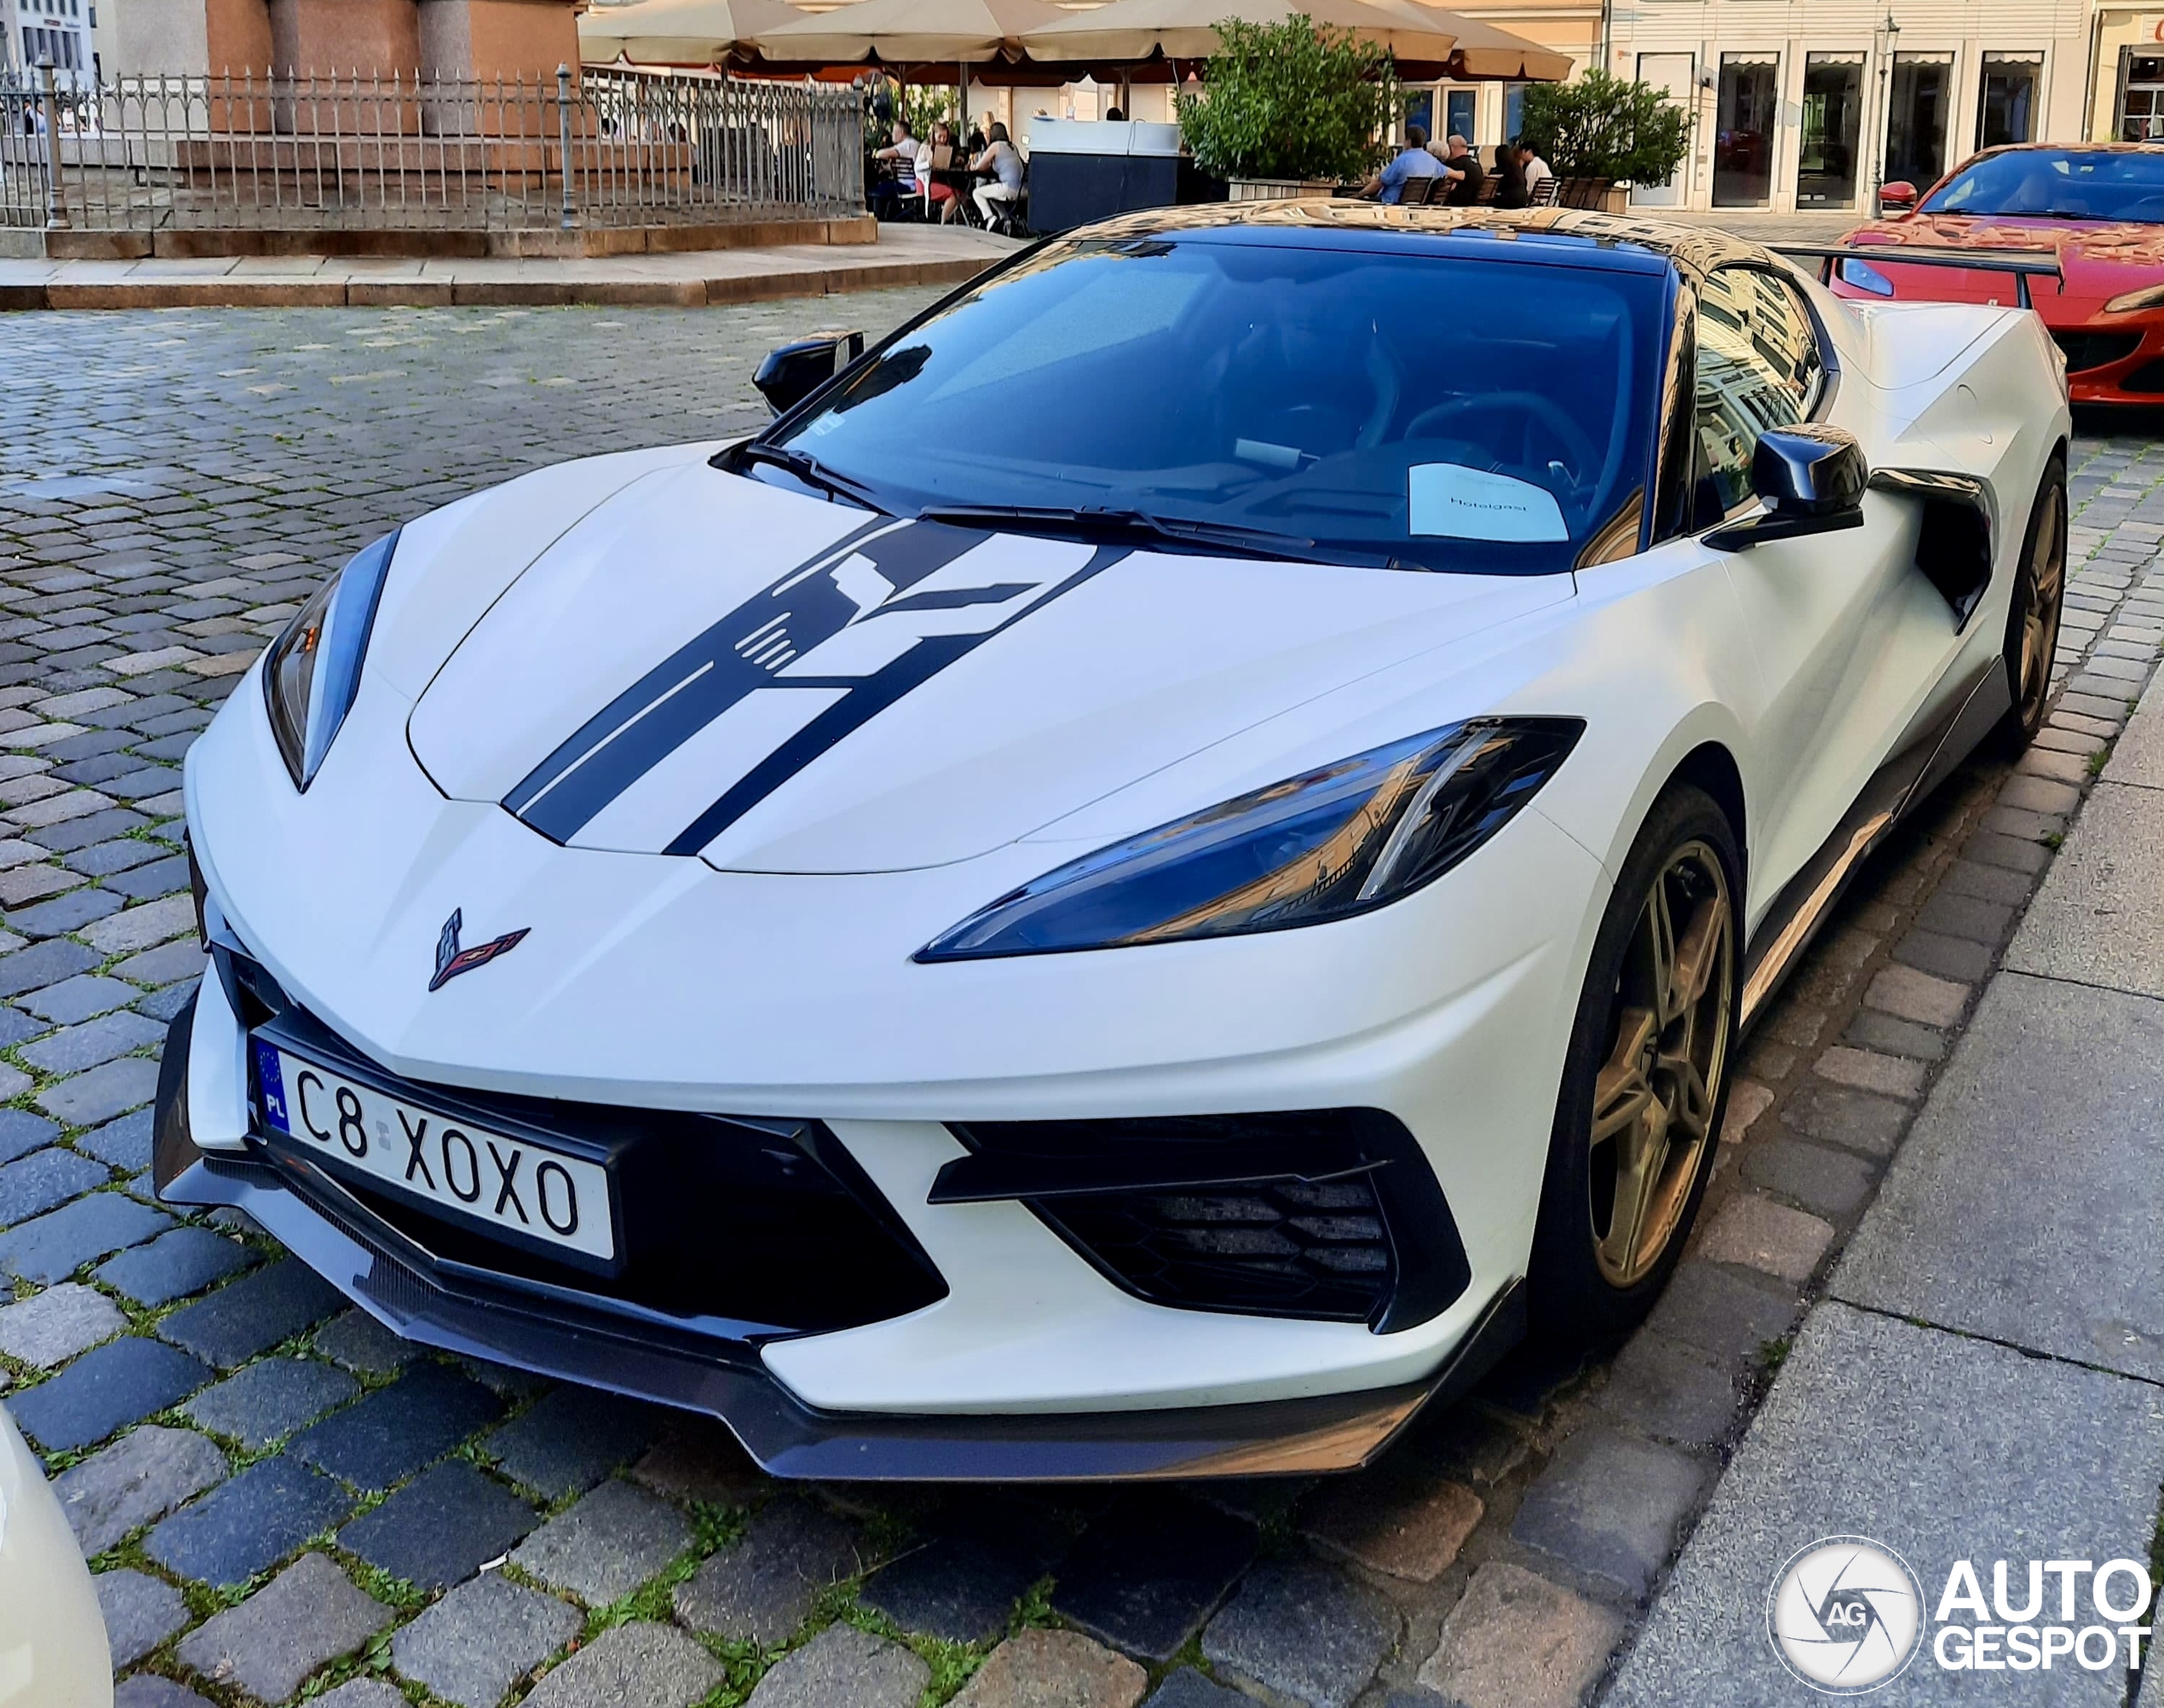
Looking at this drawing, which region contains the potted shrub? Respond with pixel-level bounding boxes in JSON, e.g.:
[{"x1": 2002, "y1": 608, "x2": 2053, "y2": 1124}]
[
  {"x1": 1520, "y1": 68, "x2": 1692, "y2": 211},
  {"x1": 1178, "y1": 15, "x2": 1399, "y2": 200}
]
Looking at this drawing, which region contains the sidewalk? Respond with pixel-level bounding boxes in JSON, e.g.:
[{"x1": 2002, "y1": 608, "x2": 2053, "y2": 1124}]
[
  {"x1": 1608, "y1": 566, "x2": 2164, "y2": 1703},
  {"x1": 0, "y1": 222, "x2": 1019, "y2": 310}
]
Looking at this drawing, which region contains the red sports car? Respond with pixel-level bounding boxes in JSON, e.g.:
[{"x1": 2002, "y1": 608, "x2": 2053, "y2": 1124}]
[{"x1": 1831, "y1": 142, "x2": 2164, "y2": 404}]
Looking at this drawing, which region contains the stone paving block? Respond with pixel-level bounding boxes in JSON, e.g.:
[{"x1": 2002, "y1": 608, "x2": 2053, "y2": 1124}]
[
  {"x1": 112, "y1": 939, "x2": 205, "y2": 986},
  {"x1": 1201, "y1": 1559, "x2": 1396, "y2": 1708},
  {"x1": 6, "y1": 886, "x2": 122, "y2": 937},
  {"x1": 861, "y1": 1530, "x2": 1044, "y2": 1644},
  {"x1": 144, "y1": 1452, "x2": 354, "y2": 1587},
  {"x1": 181, "y1": 1354, "x2": 358, "y2": 1449},
  {"x1": 1511, "y1": 1424, "x2": 1707, "y2": 1600},
  {"x1": 0, "y1": 1188, "x2": 170, "y2": 1283},
  {"x1": 1300, "y1": 1459, "x2": 1483, "y2": 1583},
  {"x1": 1940, "y1": 856, "x2": 2038, "y2": 906},
  {"x1": 482, "y1": 1383, "x2": 662, "y2": 1499},
  {"x1": 20, "y1": 973, "x2": 141, "y2": 1024},
  {"x1": 1810, "y1": 1044, "x2": 1927, "y2": 1101},
  {"x1": 81, "y1": 892, "x2": 195, "y2": 956},
  {"x1": 136, "y1": 981, "x2": 198, "y2": 1022},
  {"x1": 157, "y1": 1257, "x2": 342, "y2": 1368},
  {"x1": 32, "y1": 806, "x2": 151, "y2": 853},
  {"x1": 1417, "y1": 1561, "x2": 1623, "y2": 1708},
  {"x1": 1736, "y1": 1134, "x2": 1879, "y2": 1225},
  {"x1": 1695, "y1": 1193, "x2": 1835, "y2": 1284},
  {"x1": 311, "y1": 1307, "x2": 417, "y2": 1375},
  {"x1": 1839, "y1": 1009, "x2": 1946, "y2": 1063},
  {"x1": 0, "y1": 1146, "x2": 107, "y2": 1227},
  {"x1": 393, "y1": 1570, "x2": 583, "y2": 1708},
  {"x1": 105, "y1": 854, "x2": 192, "y2": 900},
  {"x1": 66, "y1": 838, "x2": 164, "y2": 876},
  {"x1": 1404, "y1": 1404, "x2": 1530, "y2": 1488},
  {"x1": 1891, "y1": 926, "x2": 1996, "y2": 984},
  {"x1": 176, "y1": 1550, "x2": 391, "y2": 1703},
  {"x1": 11, "y1": 1336, "x2": 211, "y2": 1452},
  {"x1": 20, "y1": 1007, "x2": 165, "y2": 1073},
  {"x1": 1716, "y1": 1077, "x2": 1773, "y2": 1144},
  {"x1": 1605, "y1": 1304, "x2": 2164, "y2": 1706},
  {"x1": 522, "y1": 1619, "x2": 724, "y2": 1708},
  {"x1": 55, "y1": 1423, "x2": 228, "y2": 1555},
  {"x1": 311, "y1": 1681, "x2": 408, "y2": 1708},
  {"x1": 1864, "y1": 961, "x2": 1971, "y2": 1027},
  {"x1": 1779, "y1": 1079, "x2": 1910, "y2": 1160},
  {"x1": 340, "y1": 1459, "x2": 542, "y2": 1590},
  {"x1": 1142, "y1": 1671, "x2": 1249, "y2": 1708},
  {"x1": 0, "y1": 935, "x2": 98, "y2": 997},
  {"x1": 673, "y1": 1494, "x2": 864, "y2": 1642},
  {"x1": 96, "y1": 1224, "x2": 256, "y2": 1308},
  {"x1": 1914, "y1": 888, "x2": 2017, "y2": 945},
  {"x1": 513, "y1": 1476, "x2": 691, "y2": 1607},
  {"x1": 1593, "y1": 1329, "x2": 1744, "y2": 1447},
  {"x1": 0, "y1": 1107, "x2": 58, "y2": 1165},
  {"x1": 1052, "y1": 1494, "x2": 1257, "y2": 1663},
  {"x1": 1644, "y1": 1255, "x2": 1800, "y2": 1368},
  {"x1": 96, "y1": 1566, "x2": 190, "y2": 1667},
  {"x1": 113, "y1": 1676, "x2": 216, "y2": 1708},
  {"x1": 952, "y1": 1629, "x2": 1147, "y2": 1708},
  {"x1": 1836, "y1": 972, "x2": 2164, "y2": 1380},
  {"x1": 35, "y1": 1055, "x2": 162, "y2": 1126},
  {"x1": 746, "y1": 1623, "x2": 931, "y2": 1708},
  {"x1": 289, "y1": 1360, "x2": 501, "y2": 1491},
  {"x1": 0, "y1": 1279, "x2": 124, "y2": 1365},
  {"x1": 629, "y1": 1416, "x2": 768, "y2": 1506}
]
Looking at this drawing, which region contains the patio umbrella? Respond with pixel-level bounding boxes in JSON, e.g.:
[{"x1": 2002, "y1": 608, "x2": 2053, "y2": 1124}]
[
  {"x1": 578, "y1": 0, "x2": 800, "y2": 66},
  {"x1": 1020, "y1": 0, "x2": 1458, "y2": 67},
  {"x1": 1384, "y1": 3, "x2": 1571, "y2": 80},
  {"x1": 752, "y1": 0, "x2": 1072, "y2": 65}
]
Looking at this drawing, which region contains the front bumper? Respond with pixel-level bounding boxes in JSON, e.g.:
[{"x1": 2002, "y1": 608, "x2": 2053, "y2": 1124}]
[{"x1": 153, "y1": 989, "x2": 1522, "y2": 1479}]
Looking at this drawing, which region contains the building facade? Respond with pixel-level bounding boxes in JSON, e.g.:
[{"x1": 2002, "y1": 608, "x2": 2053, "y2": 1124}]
[{"x1": 1606, "y1": 0, "x2": 2095, "y2": 214}]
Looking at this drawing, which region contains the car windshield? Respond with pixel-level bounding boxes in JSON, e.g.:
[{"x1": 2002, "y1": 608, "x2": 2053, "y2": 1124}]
[
  {"x1": 1921, "y1": 148, "x2": 2164, "y2": 221},
  {"x1": 755, "y1": 234, "x2": 1666, "y2": 575}
]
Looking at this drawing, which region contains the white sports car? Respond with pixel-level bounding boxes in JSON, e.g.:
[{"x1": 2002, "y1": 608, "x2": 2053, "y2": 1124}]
[{"x1": 155, "y1": 205, "x2": 2068, "y2": 1480}]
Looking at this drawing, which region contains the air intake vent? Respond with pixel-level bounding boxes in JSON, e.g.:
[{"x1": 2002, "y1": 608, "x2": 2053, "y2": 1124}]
[{"x1": 2052, "y1": 330, "x2": 2140, "y2": 373}]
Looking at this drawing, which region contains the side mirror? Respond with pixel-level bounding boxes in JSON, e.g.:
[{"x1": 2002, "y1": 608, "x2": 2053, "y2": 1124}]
[
  {"x1": 1878, "y1": 180, "x2": 1918, "y2": 211},
  {"x1": 1706, "y1": 425, "x2": 1868, "y2": 551},
  {"x1": 753, "y1": 330, "x2": 865, "y2": 415}
]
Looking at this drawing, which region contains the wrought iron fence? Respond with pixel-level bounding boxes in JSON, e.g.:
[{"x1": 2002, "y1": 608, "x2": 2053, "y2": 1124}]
[{"x1": 0, "y1": 62, "x2": 865, "y2": 232}]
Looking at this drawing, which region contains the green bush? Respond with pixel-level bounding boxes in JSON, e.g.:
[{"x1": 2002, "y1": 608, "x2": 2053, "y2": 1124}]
[
  {"x1": 1177, "y1": 14, "x2": 1400, "y2": 183},
  {"x1": 1519, "y1": 67, "x2": 1691, "y2": 185}
]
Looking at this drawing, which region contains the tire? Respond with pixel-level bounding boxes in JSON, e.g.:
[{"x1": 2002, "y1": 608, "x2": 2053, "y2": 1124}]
[
  {"x1": 1991, "y1": 457, "x2": 2068, "y2": 755},
  {"x1": 1528, "y1": 784, "x2": 1742, "y2": 1340}
]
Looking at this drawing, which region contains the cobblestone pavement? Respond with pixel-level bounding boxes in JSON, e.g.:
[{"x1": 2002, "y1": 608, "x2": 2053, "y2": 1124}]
[{"x1": 0, "y1": 302, "x2": 2159, "y2": 1708}]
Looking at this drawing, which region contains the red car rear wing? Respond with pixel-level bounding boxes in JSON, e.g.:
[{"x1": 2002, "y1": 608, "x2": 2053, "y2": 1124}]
[{"x1": 1774, "y1": 244, "x2": 2064, "y2": 310}]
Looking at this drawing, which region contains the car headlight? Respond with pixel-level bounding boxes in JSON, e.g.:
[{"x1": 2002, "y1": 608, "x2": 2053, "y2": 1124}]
[
  {"x1": 917, "y1": 717, "x2": 1583, "y2": 961},
  {"x1": 262, "y1": 531, "x2": 400, "y2": 791},
  {"x1": 2105, "y1": 282, "x2": 2164, "y2": 314},
  {"x1": 1839, "y1": 256, "x2": 1896, "y2": 297}
]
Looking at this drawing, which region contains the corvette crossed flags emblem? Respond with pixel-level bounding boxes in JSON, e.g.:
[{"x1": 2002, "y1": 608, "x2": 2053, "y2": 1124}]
[{"x1": 429, "y1": 908, "x2": 529, "y2": 992}]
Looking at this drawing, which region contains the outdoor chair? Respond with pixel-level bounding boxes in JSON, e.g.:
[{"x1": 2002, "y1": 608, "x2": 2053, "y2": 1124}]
[
  {"x1": 1530, "y1": 175, "x2": 1563, "y2": 207},
  {"x1": 1400, "y1": 175, "x2": 1436, "y2": 206}
]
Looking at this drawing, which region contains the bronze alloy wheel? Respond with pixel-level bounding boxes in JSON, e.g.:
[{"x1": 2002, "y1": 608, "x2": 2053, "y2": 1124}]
[
  {"x1": 1587, "y1": 839, "x2": 1735, "y2": 1288},
  {"x1": 2015, "y1": 473, "x2": 2066, "y2": 731}
]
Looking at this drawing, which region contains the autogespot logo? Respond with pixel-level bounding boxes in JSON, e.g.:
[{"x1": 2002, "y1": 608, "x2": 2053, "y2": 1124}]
[{"x1": 1768, "y1": 1536, "x2": 1927, "y2": 1694}]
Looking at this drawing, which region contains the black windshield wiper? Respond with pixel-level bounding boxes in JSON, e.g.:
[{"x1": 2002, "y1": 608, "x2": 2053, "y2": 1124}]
[
  {"x1": 728, "y1": 442, "x2": 888, "y2": 512},
  {"x1": 918, "y1": 503, "x2": 1323, "y2": 564}
]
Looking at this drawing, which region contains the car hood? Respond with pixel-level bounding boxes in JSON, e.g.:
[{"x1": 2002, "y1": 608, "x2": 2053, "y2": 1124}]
[
  {"x1": 406, "y1": 462, "x2": 1572, "y2": 874},
  {"x1": 1845, "y1": 215, "x2": 2164, "y2": 313}
]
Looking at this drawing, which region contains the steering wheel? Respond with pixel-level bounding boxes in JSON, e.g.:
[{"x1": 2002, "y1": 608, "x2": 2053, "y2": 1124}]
[{"x1": 1405, "y1": 392, "x2": 1599, "y2": 485}]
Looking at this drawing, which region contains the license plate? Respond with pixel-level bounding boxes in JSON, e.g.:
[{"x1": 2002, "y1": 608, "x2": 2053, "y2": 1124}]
[{"x1": 252, "y1": 1039, "x2": 615, "y2": 1262}]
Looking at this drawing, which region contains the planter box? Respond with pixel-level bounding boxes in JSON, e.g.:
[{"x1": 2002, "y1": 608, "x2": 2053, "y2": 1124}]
[{"x1": 1227, "y1": 177, "x2": 1337, "y2": 202}]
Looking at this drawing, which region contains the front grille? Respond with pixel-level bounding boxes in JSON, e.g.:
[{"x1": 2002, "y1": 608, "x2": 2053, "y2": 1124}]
[
  {"x1": 2052, "y1": 330, "x2": 2142, "y2": 372},
  {"x1": 942, "y1": 1110, "x2": 1470, "y2": 1332},
  {"x1": 216, "y1": 946, "x2": 946, "y2": 1337},
  {"x1": 2121, "y1": 358, "x2": 2164, "y2": 394}
]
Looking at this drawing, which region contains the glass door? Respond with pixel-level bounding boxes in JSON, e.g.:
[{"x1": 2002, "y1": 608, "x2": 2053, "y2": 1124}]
[
  {"x1": 1797, "y1": 54, "x2": 1863, "y2": 208},
  {"x1": 1714, "y1": 54, "x2": 1779, "y2": 207},
  {"x1": 1977, "y1": 54, "x2": 2042, "y2": 148},
  {"x1": 1632, "y1": 54, "x2": 1695, "y2": 207},
  {"x1": 1885, "y1": 53, "x2": 1954, "y2": 189}
]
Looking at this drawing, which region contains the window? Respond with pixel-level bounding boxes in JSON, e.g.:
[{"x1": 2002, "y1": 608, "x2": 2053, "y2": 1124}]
[
  {"x1": 1444, "y1": 88, "x2": 1476, "y2": 144},
  {"x1": 1797, "y1": 53, "x2": 1864, "y2": 207},
  {"x1": 1885, "y1": 52, "x2": 1954, "y2": 187},
  {"x1": 1693, "y1": 268, "x2": 1824, "y2": 521},
  {"x1": 1714, "y1": 55, "x2": 1779, "y2": 207},
  {"x1": 2121, "y1": 52, "x2": 2164, "y2": 141},
  {"x1": 1978, "y1": 54, "x2": 2041, "y2": 148},
  {"x1": 1504, "y1": 82, "x2": 1527, "y2": 142}
]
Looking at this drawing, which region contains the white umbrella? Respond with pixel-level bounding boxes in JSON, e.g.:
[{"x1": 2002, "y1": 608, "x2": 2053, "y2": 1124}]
[
  {"x1": 1021, "y1": 0, "x2": 1457, "y2": 66},
  {"x1": 578, "y1": 0, "x2": 800, "y2": 65},
  {"x1": 1383, "y1": 2, "x2": 1570, "y2": 79},
  {"x1": 753, "y1": 0, "x2": 1072, "y2": 64}
]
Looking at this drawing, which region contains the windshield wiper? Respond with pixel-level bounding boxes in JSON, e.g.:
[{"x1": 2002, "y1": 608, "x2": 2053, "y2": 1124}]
[
  {"x1": 918, "y1": 503, "x2": 1324, "y2": 564},
  {"x1": 727, "y1": 442, "x2": 888, "y2": 512}
]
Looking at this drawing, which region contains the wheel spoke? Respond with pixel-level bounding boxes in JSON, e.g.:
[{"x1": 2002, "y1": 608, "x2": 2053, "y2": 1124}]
[
  {"x1": 1659, "y1": 1050, "x2": 1714, "y2": 1143},
  {"x1": 1645, "y1": 880, "x2": 1679, "y2": 1025},
  {"x1": 1591, "y1": 1007, "x2": 1657, "y2": 1142},
  {"x1": 1669, "y1": 895, "x2": 1725, "y2": 1015},
  {"x1": 1599, "y1": 1098, "x2": 1670, "y2": 1274}
]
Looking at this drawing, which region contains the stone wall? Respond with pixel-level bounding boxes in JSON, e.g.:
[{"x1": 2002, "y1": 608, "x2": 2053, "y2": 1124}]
[{"x1": 106, "y1": 0, "x2": 577, "y2": 79}]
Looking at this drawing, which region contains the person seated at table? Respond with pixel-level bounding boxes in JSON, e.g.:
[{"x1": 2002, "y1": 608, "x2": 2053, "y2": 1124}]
[
  {"x1": 1362, "y1": 124, "x2": 1444, "y2": 204},
  {"x1": 970, "y1": 122, "x2": 1024, "y2": 229},
  {"x1": 869, "y1": 119, "x2": 924, "y2": 218},
  {"x1": 1105, "y1": 106, "x2": 1125, "y2": 121},
  {"x1": 1517, "y1": 138, "x2": 1555, "y2": 199},
  {"x1": 1491, "y1": 140, "x2": 1529, "y2": 207},
  {"x1": 926, "y1": 121, "x2": 964, "y2": 222},
  {"x1": 965, "y1": 118, "x2": 989, "y2": 154},
  {"x1": 1435, "y1": 133, "x2": 1485, "y2": 204}
]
